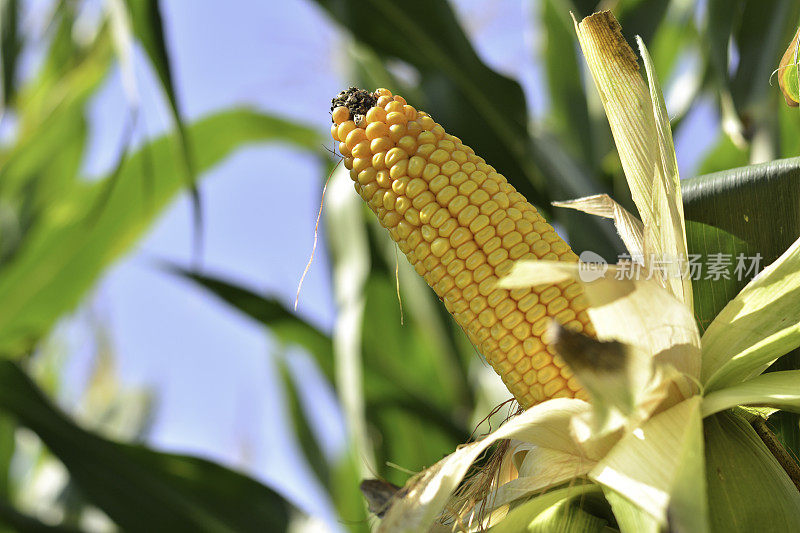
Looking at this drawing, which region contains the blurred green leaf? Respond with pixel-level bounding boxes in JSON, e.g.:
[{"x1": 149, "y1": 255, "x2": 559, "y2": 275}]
[
  {"x1": 0, "y1": 0, "x2": 20, "y2": 107},
  {"x1": 1, "y1": 27, "x2": 111, "y2": 201},
  {"x1": 541, "y1": 0, "x2": 593, "y2": 163},
  {"x1": 123, "y1": 0, "x2": 203, "y2": 260},
  {"x1": 167, "y1": 270, "x2": 374, "y2": 531},
  {"x1": 695, "y1": 134, "x2": 748, "y2": 176},
  {"x1": 0, "y1": 360, "x2": 290, "y2": 532},
  {"x1": 730, "y1": 1, "x2": 800, "y2": 120},
  {"x1": 329, "y1": 454, "x2": 370, "y2": 533},
  {"x1": 276, "y1": 357, "x2": 329, "y2": 487},
  {"x1": 171, "y1": 265, "x2": 469, "y2": 485},
  {"x1": 0, "y1": 415, "x2": 12, "y2": 499},
  {"x1": 705, "y1": 0, "x2": 743, "y2": 88},
  {"x1": 166, "y1": 267, "x2": 335, "y2": 379},
  {"x1": 615, "y1": 0, "x2": 671, "y2": 48},
  {"x1": 0, "y1": 110, "x2": 323, "y2": 357},
  {"x1": 0, "y1": 498, "x2": 82, "y2": 533},
  {"x1": 537, "y1": 2, "x2": 623, "y2": 260}
]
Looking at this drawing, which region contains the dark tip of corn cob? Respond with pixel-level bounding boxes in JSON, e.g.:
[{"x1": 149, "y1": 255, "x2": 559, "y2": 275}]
[{"x1": 331, "y1": 87, "x2": 377, "y2": 121}]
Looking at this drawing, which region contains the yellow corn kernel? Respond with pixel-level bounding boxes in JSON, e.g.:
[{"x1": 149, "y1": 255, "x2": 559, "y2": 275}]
[{"x1": 330, "y1": 87, "x2": 594, "y2": 408}]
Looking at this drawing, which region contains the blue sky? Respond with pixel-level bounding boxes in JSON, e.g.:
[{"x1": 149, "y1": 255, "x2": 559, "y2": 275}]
[{"x1": 16, "y1": 0, "x2": 719, "y2": 529}]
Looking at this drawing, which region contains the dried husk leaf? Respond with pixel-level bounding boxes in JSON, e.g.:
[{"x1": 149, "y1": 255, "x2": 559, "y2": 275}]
[
  {"x1": 574, "y1": 12, "x2": 692, "y2": 308},
  {"x1": 552, "y1": 194, "x2": 644, "y2": 261}
]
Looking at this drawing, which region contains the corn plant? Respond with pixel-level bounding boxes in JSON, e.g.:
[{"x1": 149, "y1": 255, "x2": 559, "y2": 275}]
[{"x1": 2, "y1": 0, "x2": 800, "y2": 532}]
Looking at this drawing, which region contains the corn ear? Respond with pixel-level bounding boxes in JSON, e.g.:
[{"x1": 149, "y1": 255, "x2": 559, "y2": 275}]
[{"x1": 329, "y1": 87, "x2": 593, "y2": 407}]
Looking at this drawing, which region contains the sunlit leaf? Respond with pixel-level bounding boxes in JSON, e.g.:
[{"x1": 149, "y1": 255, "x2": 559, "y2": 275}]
[
  {"x1": 590, "y1": 397, "x2": 707, "y2": 531},
  {"x1": 702, "y1": 235, "x2": 800, "y2": 390},
  {"x1": 487, "y1": 484, "x2": 601, "y2": 533},
  {"x1": 702, "y1": 370, "x2": 800, "y2": 417}
]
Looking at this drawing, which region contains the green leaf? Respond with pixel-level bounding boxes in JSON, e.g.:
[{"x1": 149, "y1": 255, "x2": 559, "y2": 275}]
[
  {"x1": 0, "y1": 110, "x2": 322, "y2": 357},
  {"x1": 541, "y1": 0, "x2": 593, "y2": 163},
  {"x1": 0, "y1": 360, "x2": 290, "y2": 532},
  {"x1": 703, "y1": 370, "x2": 800, "y2": 417},
  {"x1": 701, "y1": 236, "x2": 800, "y2": 390},
  {"x1": 487, "y1": 484, "x2": 601, "y2": 533},
  {"x1": 123, "y1": 0, "x2": 204, "y2": 260},
  {"x1": 704, "y1": 1, "x2": 743, "y2": 87},
  {"x1": 1, "y1": 27, "x2": 111, "y2": 201},
  {"x1": 171, "y1": 262, "x2": 470, "y2": 485},
  {"x1": 0, "y1": 415, "x2": 12, "y2": 499},
  {"x1": 684, "y1": 221, "x2": 749, "y2": 334},
  {"x1": 683, "y1": 157, "x2": 800, "y2": 264},
  {"x1": 695, "y1": 135, "x2": 749, "y2": 177},
  {"x1": 704, "y1": 411, "x2": 800, "y2": 532},
  {"x1": 526, "y1": 493, "x2": 609, "y2": 533},
  {"x1": 682, "y1": 157, "x2": 800, "y2": 330},
  {"x1": 166, "y1": 267, "x2": 334, "y2": 379},
  {"x1": 614, "y1": 0, "x2": 671, "y2": 47},
  {"x1": 276, "y1": 357, "x2": 329, "y2": 489},
  {"x1": 328, "y1": 454, "x2": 370, "y2": 533}
]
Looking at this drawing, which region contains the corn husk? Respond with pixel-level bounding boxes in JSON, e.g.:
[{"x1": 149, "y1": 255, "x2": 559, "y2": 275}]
[
  {"x1": 552, "y1": 194, "x2": 644, "y2": 262},
  {"x1": 573, "y1": 11, "x2": 692, "y2": 309}
]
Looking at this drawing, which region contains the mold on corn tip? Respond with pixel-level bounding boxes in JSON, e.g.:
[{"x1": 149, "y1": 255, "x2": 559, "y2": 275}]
[
  {"x1": 331, "y1": 87, "x2": 378, "y2": 125},
  {"x1": 329, "y1": 87, "x2": 593, "y2": 408}
]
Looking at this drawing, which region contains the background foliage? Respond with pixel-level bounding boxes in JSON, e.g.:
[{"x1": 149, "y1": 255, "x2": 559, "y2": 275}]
[{"x1": 0, "y1": 0, "x2": 798, "y2": 531}]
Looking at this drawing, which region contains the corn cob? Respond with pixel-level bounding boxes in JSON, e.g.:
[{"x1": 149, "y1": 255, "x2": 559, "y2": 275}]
[{"x1": 330, "y1": 88, "x2": 593, "y2": 408}]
